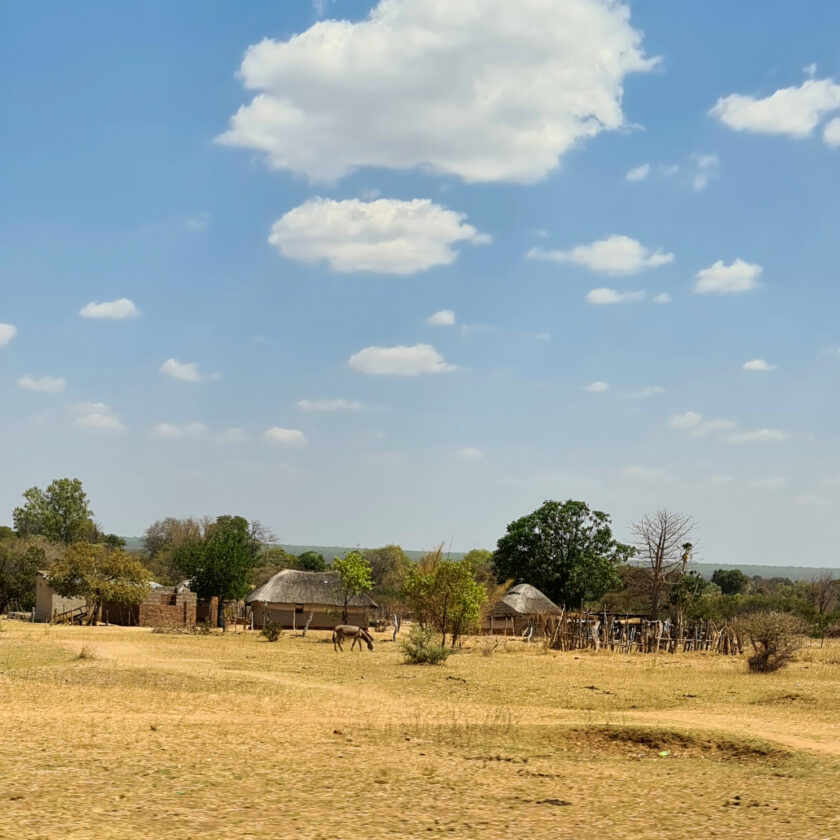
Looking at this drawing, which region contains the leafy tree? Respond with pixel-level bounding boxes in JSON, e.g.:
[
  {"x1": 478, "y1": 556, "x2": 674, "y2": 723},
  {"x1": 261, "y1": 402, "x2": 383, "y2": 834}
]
[
  {"x1": 47, "y1": 543, "x2": 150, "y2": 625},
  {"x1": 712, "y1": 568, "x2": 750, "y2": 596},
  {"x1": 141, "y1": 517, "x2": 207, "y2": 584},
  {"x1": 12, "y1": 478, "x2": 94, "y2": 544},
  {"x1": 172, "y1": 515, "x2": 261, "y2": 625},
  {"x1": 332, "y1": 550, "x2": 373, "y2": 623},
  {"x1": 296, "y1": 550, "x2": 327, "y2": 572},
  {"x1": 493, "y1": 500, "x2": 632, "y2": 608},
  {"x1": 250, "y1": 546, "x2": 297, "y2": 588},
  {"x1": 363, "y1": 544, "x2": 409, "y2": 613},
  {"x1": 0, "y1": 535, "x2": 46, "y2": 612},
  {"x1": 400, "y1": 549, "x2": 487, "y2": 647}
]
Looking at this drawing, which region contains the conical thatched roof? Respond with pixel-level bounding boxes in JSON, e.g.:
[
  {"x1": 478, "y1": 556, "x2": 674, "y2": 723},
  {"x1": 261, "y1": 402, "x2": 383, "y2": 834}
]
[
  {"x1": 488, "y1": 583, "x2": 561, "y2": 618},
  {"x1": 245, "y1": 569, "x2": 377, "y2": 608}
]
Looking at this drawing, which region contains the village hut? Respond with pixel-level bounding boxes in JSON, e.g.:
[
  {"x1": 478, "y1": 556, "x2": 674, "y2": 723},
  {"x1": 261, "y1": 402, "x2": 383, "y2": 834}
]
[
  {"x1": 483, "y1": 583, "x2": 562, "y2": 635},
  {"x1": 245, "y1": 569, "x2": 377, "y2": 630},
  {"x1": 34, "y1": 571, "x2": 86, "y2": 623}
]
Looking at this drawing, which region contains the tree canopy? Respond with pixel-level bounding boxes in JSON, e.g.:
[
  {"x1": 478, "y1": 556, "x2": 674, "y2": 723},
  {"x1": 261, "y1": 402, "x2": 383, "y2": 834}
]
[
  {"x1": 333, "y1": 550, "x2": 373, "y2": 622},
  {"x1": 12, "y1": 478, "x2": 94, "y2": 544},
  {"x1": 712, "y1": 568, "x2": 750, "y2": 596},
  {"x1": 492, "y1": 499, "x2": 633, "y2": 607}
]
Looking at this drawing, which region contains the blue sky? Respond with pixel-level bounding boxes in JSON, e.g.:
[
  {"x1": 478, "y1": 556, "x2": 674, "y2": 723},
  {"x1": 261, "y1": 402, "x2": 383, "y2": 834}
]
[{"x1": 2, "y1": 1, "x2": 840, "y2": 565}]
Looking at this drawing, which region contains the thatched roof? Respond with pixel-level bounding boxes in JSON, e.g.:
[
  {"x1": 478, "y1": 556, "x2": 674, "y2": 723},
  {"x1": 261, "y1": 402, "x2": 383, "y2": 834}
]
[
  {"x1": 245, "y1": 569, "x2": 377, "y2": 608},
  {"x1": 488, "y1": 583, "x2": 561, "y2": 618}
]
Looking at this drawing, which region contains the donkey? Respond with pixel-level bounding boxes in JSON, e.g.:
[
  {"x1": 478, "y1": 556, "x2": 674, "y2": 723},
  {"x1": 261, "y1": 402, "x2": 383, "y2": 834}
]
[{"x1": 332, "y1": 624, "x2": 374, "y2": 652}]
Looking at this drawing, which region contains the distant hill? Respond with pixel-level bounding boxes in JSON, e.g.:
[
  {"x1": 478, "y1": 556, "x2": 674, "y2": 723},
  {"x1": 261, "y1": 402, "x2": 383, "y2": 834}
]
[{"x1": 123, "y1": 538, "x2": 833, "y2": 582}]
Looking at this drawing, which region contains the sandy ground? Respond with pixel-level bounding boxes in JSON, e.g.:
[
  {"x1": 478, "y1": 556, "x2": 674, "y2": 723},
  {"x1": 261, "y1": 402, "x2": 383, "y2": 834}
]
[{"x1": 1, "y1": 620, "x2": 839, "y2": 839}]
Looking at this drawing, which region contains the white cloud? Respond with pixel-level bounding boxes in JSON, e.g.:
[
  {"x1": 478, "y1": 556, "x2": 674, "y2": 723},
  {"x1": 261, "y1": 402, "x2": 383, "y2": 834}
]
[
  {"x1": 586, "y1": 287, "x2": 645, "y2": 305},
  {"x1": 743, "y1": 358, "x2": 776, "y2": 372},
  {"x1": 660, "y1": 164, "x2": 680, "y2": 176},
  {"x1": 186, "y1": 214, "x2": 210, "y2": 231},
  {"x1": 297, "y1": 398, "x2": 367, "y2": 411},
  {"x1": 691, "y1": 152, "x2": 720, "y2": 192},
  {"x1": 427, "y1": 309, "x2": 456, "y2": 326},
  {"x1": 795, "y1": 493, "x2": 827, "y2": 507},
  {"x1": 268, "y1": 198, "x2": 487, "y2": 275},
  {"x1": 653, "y1": 293, "x2": 672, "y2": 303},
  {"x1": 160, "y1": 358, "x2": 204, "y2": 382},
  {"x1": 709, "y1": 474, "x2": 735, "y2": 485},
  {"x1": 625, "y1": 163, "x2": 650, "y2": 182},
  {"x1": 694, "y1": 259, "x2": 762, "y2": 294},
  {"x1": 217, "y1": 0, "x2": 655, "y2": 184},
  {"x1": 454, "y1": 447, "x2": 485, "y2": 461},
  {"x1": 748, "y1": 477, "x2": 787, "y2": 491},
  {"x1": 17, "y1": 375, "x2": 66, "y2": 393},
  {"x1": 583, "y1": 381, "x2": 609, "y2": 392},
  {"x1": 72, "y1": 402, "x2": 124, "y2": 432},
  {"x1": 218, "y1": 428, "x2": 248, "y2": 444},
  {"x1": 79, "y1": 298, "x2": 139, "y2": 320},
  {"x1": 804, "y1": 63, "x2": 818, "y2": 78},
  {"x1": 264, "y1": 427, "x2": 308, "y2": 448},
  {"x1": 726, "y1": 429, "x2": 787, "y2": 444},
  {"x1": 0, "y1": 323, "x2": 18, "y2": 346},
  {"x1": 710, "y1": 78, "x2": 840, "y2": 138},
  {"x1": 528, "y1": 235, "x2": 673, "y2": 276},
  {"x1": 631, "y1": 385, "x2": 665, "y2": 398},
  {"x1": 669, "y1": 411, "x2": 736, "y2": 438},
  {"x1": 152, "y1": 422, "x2": 207, "y2": 439},
  {"x1": 621, "y1": 465, "x2": 674, "y2": 483},
  {"x1": 348, "y1": 344, "x2": 455, "y2": 376},
  {"x1": 823, "y1": 117, "x2": 840, "y2": 147}
]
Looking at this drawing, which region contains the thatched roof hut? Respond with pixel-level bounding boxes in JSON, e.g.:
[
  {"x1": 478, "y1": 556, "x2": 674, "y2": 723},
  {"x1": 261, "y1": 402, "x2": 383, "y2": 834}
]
[
  {"x1": 484, "y1": 583, "x2": 561, "y2": 633},
  {"x1": 245, "y1": 569, "x2": 377, "y2": 629}
]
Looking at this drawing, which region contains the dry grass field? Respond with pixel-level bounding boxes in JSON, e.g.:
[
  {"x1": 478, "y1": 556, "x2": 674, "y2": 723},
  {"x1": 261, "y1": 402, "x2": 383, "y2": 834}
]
[{"x1": 1, "y1": 620, "x2": 839, "y2": 839}]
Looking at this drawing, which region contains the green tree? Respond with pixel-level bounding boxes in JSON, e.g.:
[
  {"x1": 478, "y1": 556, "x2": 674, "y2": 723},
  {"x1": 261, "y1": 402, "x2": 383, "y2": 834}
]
[
  {"x1": 12, "y1": 478, "x2": 94, "y2": 544},
  {"x1": 47, "y1": 543, "x2": 150, "y2": 625},
  {"x1": 296, "y1": 550, "x2": 327, "y2": 572},
  {"x1": 400, "y1": 549, "x2": 487, "y2": 647},
  {"x1": 172, "y1": 515, "x2": 261, "y2": 625},
  {"x1": 711, "y1": 568, "x2": 750, "y2": 596},
  {"x1": 363, "y1": 544, "x2": 409, "y2": 613},
  {"x1": 332, "y1": 550, "x2": 373, "y2": 623},
  {"x1": 492, "y1": 500, "x2": 632, "y2": 608},
  {"x1": 0, "y1": 535, "x2": 45, "y2": 612}
]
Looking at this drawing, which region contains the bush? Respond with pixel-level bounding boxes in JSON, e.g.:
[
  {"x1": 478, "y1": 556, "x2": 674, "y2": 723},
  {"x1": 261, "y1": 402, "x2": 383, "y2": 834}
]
[
  {"x1": 400, "y1": 625, "x2": 452, "y2": 665},
  {"x1": 735, "y1": 611, "x2": 805, "y2": 673},
  {"x1": 260, "y1": 622, "x2": 282, "y2": 643}
]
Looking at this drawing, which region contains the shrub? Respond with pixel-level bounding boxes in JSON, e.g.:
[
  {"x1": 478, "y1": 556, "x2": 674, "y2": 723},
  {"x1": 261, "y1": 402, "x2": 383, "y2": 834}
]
[
  {"x1": 735, "y1": 611, "x2": 805, "y2": 673},
  {"x1": 260, "y1": 622, "x2": 282, "y2": 643},
  {"x1": 401, "y1": 625, "x2": 452, "y2": 665}
]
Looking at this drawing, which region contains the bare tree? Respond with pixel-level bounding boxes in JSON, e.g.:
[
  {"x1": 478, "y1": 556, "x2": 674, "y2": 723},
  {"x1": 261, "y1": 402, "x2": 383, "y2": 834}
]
[
  {"x1": 808, "y1": 571, "x2": 838, "y2": 617},
  {"x1": 631, "y1": 510, "x2": 694, "y2": 620}
]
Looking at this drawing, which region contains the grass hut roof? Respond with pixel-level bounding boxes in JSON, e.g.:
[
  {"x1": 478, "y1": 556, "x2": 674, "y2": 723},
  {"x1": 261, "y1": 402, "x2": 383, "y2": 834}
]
[
  {"x1": 245, "y1": 569, "x2": 377, "y2": 608},
  {"x1": 488, "y1": 583, "x2": 562, "y2": 618}
]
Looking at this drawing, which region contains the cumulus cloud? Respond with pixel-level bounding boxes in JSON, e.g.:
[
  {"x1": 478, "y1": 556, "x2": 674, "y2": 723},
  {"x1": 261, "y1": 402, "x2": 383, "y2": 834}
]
[
  {"x1": 583, "y1": 381, "x2": 609, "y2": 392},
  {"x1": 0, "y1": 323, "x2": 17, "y2": 345},
  {"x1": 694, "y1": 259, "x2": 762, "y2": 294},
  {"x1": 653, "y1": 293, "x2": 672, "y2": 303},
  {"x1": 726, "y1": 429, "x2": 787, "y2": 444},
  {"x1": 454, "y1": 447, "x2": 485, "y2": 461},
  {"x1": 348, "y1": 344, "x2": 455, "y2": 376},
  {"x1": 152, "y1": 422, "x2": 207, "y2": 439},
  {"x1": 823, "y1": 117, "x2": 840, "y2": 147},
  {"x1": 743, "y1": 358, "x2": 776, "y2": 372},
  {"x1": 159, "y1": 358, "x2": 207, "y2": 382},
  {"x1": 297, "y1": 398, "x2": 367, "y2": 411},
  {"x1": 691, "y1": 153, "x2": 720, "y2": 192},
  {"x1": 631, "y1": 385, "x2": 665, "y2": 398},
  {"x1": 427, "y1": 309, "x2": 456, "y2": 326},
  {"x1": 710, "y1": 77, "x2": 840, "y2": 139},
  {"x1": 528, "y1": 235, "x2": 673, "y2": 275},
  {"x1": 217, "y1": 0, "x2": 655, "y2": 184},
  {"x1": 264, "y1": 427, "x2": 307, "y2": 447},
  {"x1": 17, "y1": 375, "x2": 66, "y2": 393},
  {"x1": 79, "y1": 298, "x2": 139, "y2": 320},
  {"x1": 586, "y1": 287, "x2": 645, "y2": 305},
  {"x1": 625, "y1": 163, "x2": 650, "y2": 182},
  {"x1": 269, "y1": 198, "x2": 488, "y2": 275},
  {"x1": 72, "y1": 402, "x2": 124, "y2": 432},
  {"x1": 668, "y1": 411, "x2": 736, "y2": 438}
]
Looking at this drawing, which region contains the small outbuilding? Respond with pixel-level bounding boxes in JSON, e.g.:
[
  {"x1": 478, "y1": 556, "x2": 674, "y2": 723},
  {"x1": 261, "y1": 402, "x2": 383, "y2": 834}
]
[
  {"x1": 35, "y1": 571, "x2": 86, "y2": 623},
  {"x1": 483, "y1": 583, "x2": 562, "y2": 635},
  {"x1": 245, "y1": 569, "x2": 377, "y2": 630}
]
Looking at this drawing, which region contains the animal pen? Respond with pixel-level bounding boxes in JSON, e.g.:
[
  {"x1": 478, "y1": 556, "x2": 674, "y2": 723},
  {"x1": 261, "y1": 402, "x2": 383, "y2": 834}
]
[{"x1": 525, "y1": 611, "x2": 742, "y2": 655}]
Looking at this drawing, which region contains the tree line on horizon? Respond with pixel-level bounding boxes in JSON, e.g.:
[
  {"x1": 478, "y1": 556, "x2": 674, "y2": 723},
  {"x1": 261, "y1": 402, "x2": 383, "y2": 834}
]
[{"x1": 1, "y1": 478, "x2": 838, "y2": 639}]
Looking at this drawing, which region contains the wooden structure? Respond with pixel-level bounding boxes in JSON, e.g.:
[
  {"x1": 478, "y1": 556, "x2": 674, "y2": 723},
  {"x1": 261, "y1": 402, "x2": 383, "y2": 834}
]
[
  {"x1": 245, "y1": 569, "x2": 377, "y2": 630},
  {"x1": 34, "y1": 571, "x2": 86, "y2": 623}
]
